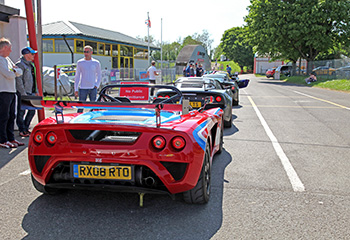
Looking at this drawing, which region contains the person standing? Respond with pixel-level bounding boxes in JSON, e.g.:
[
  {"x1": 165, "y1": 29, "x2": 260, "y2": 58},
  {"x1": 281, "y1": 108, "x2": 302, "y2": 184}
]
[
  {"x1": 147, "y1": 60, "x2": 159, "y2": 96},
  {"x1": 0, "y1": 38, "x2": 24, "y2": 148},
  {"x1": 185, "y1": 63, "x2": 192, "y2": 77},
  {"x1": 196, "y1": 64, "x2": 204, "y2": 77},
  {"x1": 74, "y1": 46, "x2": 101, "y2": 112},
  {"x1": 15, "y1": 47, "x2": 37, "y2": 137},
  {"x1": 226, "y1": 65, "x2": 232, "y2": 76}
]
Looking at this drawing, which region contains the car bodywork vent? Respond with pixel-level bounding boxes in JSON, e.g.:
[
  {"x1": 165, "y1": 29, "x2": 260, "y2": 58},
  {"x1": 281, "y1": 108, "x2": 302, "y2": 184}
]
[
  {"x1": 68, "y1": 130, "x2": 141, "y2": 143},
  {"x1": 34, "y1": 155, "x2": 51, "y2": 173},
  {"x1": 160, "y1": 162, "x2": 188, "y2": 181}
]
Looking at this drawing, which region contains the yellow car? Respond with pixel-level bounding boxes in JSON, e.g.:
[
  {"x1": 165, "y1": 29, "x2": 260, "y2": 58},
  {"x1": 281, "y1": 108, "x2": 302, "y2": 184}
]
[{"x1": 312, "y1": 66, "x2": 336, "y2": 76}]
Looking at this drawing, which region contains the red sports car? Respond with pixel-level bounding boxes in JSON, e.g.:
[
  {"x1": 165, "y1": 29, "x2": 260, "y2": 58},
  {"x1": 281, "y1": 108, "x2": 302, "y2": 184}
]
[
  {"x1": 26, "y1": 84, "x2": 224, "y2": 205},
  {"x1": 265, "y1": 68, "x2": 276, "y2": 78}
]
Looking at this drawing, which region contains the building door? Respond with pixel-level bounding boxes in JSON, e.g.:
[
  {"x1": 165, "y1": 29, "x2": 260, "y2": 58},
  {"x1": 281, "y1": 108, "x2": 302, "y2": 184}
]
[
  {"x1": 120, "y1": 57, "x2": 133, "y2": 79},
  {"x1": 112, "y1": 57, "x2": 118, "y2": 69}
]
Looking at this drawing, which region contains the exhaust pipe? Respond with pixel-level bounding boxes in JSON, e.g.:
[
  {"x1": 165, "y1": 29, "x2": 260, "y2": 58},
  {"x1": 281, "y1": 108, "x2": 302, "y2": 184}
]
[
  {"x1": 135, "y1": 167, "x2": 156, "y2": 187},
  {"x1": 144, "y1": 177, "x2": 155, "y2": 187}
]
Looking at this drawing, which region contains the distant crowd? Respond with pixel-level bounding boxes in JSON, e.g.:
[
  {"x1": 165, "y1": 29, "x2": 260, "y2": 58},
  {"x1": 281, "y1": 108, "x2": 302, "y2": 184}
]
[{"x1": 183, "y1": 63, "x2": 205, "y2": 77}]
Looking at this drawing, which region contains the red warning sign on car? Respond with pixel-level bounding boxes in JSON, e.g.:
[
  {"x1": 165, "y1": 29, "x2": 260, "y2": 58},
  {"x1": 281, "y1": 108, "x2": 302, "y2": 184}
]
[{"x1": 120, "y1": 81, "x2": 149, "y2": 100}]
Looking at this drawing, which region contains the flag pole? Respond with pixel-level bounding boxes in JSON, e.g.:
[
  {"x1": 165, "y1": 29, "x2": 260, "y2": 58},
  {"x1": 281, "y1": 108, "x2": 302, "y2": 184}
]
[
  {"x1": 147, "y1": 12, "x2": 150, "y2": 66},
  {"x1": 161, "y1": 18, "x2": 163, "y2": 70}
]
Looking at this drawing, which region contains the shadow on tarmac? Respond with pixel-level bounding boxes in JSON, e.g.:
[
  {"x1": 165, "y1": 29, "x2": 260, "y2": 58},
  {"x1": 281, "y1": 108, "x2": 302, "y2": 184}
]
[
  {"x1": 0, "y1": 132, "x2": 29, "y2": 170},
  {"x1": 21, "y1": 151, "x2": 232, "y2": 240}
]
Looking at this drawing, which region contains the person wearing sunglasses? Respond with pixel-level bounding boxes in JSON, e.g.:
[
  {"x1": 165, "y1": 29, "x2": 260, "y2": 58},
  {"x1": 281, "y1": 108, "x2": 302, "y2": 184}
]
[
  {"x1": 74, "y1": 45, "x2": 101, "y2": 112},
  {"x1": 15, "y1": 46, "x2": 38, "y2": 138}
]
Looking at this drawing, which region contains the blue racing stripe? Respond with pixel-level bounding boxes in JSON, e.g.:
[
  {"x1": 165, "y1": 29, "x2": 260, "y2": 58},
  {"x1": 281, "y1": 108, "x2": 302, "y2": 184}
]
[{"x1": 192, "y1": 120, "x2": 208, "y2": 151}]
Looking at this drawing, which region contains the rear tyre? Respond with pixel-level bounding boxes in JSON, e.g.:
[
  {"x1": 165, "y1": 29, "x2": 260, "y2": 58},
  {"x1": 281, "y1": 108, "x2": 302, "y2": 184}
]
[
  {"x1": 224, "y1": 113, "x2": 232, "y2": 128},
  {"x1": 233, "y1": 98, "x2": 239, "y2": 106},
  {"x1": 183, "y1": 145, "x2": 211, "y2": 204},
  {"x1": 31, "y1": 174, "x2": 61, "y2": 195},
  {"x1": 216, "y1": 121, "x2": 224, "y2": 154}
]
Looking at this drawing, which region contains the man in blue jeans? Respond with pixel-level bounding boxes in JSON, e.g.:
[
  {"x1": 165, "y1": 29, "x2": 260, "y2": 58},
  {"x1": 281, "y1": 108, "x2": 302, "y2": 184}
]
[
  {"x1": 15, "y1": 47, "x2": 38, "y2": 137},
  {"x1": 74, "y1": 45, "x2": 101, "y2": 112},
  {"x1": 0, "y1": 38, "x2": 25, "y2": 148}
]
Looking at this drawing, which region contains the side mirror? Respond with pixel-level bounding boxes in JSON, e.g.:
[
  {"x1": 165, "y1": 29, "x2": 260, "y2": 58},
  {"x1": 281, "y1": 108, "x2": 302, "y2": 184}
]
[{"x1": 237, "y1": 79, "x2": 250, "y2": 89}]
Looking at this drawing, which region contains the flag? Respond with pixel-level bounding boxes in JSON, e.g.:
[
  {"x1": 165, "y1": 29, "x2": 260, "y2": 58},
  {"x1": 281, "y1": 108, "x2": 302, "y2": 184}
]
[{"x1": 145, "y1": 19, "x2": 151, "y2": 28}]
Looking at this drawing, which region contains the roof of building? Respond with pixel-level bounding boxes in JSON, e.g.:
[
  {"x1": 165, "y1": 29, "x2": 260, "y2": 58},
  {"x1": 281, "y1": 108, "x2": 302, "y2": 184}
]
[
  {"x1": 42, "y1": 21, "x2": 159, "y2": 50},
  {"x1": 176, "y1": 45, "x2": 199, "y2": 63}
]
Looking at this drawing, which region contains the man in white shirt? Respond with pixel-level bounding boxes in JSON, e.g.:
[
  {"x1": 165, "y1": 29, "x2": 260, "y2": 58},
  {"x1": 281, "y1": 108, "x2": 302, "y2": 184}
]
[
  {"x1": 0, "y1": 38, "x2": 24, "y2": 148},
  {"x1": 147, "y1": 60, "x2": 159, "y2": 96},
  {"x1": 74, "y1": 46, "x2": 101, "y2": 109}
]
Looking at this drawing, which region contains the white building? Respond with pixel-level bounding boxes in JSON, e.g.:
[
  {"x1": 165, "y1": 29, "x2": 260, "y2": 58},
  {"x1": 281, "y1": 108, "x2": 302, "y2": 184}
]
[{"x1": 41, "y1": 21, "x2": 160, "y2": 78}]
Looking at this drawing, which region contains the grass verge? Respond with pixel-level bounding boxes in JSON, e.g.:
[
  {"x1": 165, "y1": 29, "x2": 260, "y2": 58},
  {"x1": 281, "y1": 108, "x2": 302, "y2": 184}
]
[{"x1": 257, "y1": 74, "x2": 350, "y2": 92}]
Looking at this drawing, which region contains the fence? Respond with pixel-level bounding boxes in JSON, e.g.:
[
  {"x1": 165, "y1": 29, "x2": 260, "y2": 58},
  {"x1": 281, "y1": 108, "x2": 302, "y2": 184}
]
[
  {"x1": 309, "y1": 59, "x2": 350, "y2": 79},
  {"x1": 103, "y1": 67, "x2": 177, "y2": 85}
]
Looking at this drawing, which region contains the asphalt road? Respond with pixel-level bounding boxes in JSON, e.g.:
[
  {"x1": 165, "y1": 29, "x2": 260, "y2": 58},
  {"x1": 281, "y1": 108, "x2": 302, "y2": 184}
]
[{"x1": 1, "y1": 74, "x2": 350, "y2": 239}]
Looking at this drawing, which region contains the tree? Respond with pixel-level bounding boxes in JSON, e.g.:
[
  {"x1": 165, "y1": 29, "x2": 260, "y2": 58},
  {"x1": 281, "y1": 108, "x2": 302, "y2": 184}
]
[
  {"x1": 181, "y1": 36, "x2": 201, "y2": 48},
  {"x1": 136, "y1": 35, "x2": 156, "y2": 44},
  {"x1": 220, "y1": 26, "x2": 254, "y2": 70},
  {"x1": 246, "y1": 0, "x2": 350, "y2": 73},
  {"x1": 192, "y1": 30, "x2": 214, "y2": 57}
]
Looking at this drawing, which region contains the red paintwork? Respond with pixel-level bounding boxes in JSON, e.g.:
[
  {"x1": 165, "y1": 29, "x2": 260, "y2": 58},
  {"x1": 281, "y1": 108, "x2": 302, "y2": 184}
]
[
  {"x1": 266, "y1": 69, "x2": 276, "y2": 78},
  {"x1": 29, "y1": 106, "x2": 224, "y2": 195}
]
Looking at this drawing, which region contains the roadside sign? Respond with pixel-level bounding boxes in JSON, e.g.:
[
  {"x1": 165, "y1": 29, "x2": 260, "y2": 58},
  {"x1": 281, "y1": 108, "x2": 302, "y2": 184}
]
[
  {"x1": 120, "y1": 81, "x2": 149, "y2": 100},
  {"x1": 139, "y1": 71, "x2": 149, "y2": 81}
]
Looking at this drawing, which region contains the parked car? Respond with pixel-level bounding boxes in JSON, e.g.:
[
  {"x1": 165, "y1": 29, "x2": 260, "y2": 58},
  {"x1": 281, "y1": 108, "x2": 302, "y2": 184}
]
[
  {"x1": 42, "y1": 66, "x2": 74, "y2": 96},
  {"x1": 312, "y1": 66, "x2": 336, "y2": 76},
  {"x1": 334, "y1": 65, "x2": 350, "y2": 78},
  {"x1": 203, "y1": 72, "x2": 240, "y2": 105},
  {"x1": 276, "y1": 65, "x2": 292, "y2": 77},
  {"x1": 266, "y1": 68, "x2": 276, "y2": 78},
  {"x1": 157, "y1": 77, "x2": 233, "y2": 128},
  {"x1": 25, "y1": 84, "x2": 224, "y2": 205}
]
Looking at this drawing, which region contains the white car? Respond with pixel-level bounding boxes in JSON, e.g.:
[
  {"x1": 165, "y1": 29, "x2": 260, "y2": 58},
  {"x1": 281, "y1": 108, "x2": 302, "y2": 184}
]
[{"x1": 42, "y1": 66, "x2": 73, "y2": 95}]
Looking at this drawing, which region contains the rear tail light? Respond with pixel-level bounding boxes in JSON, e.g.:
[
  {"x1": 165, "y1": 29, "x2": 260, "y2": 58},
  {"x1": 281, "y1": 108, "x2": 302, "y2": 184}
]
[
  {"x1": 165, "y1": 95, "x2": 170, "y2": 98},
  {"x1": 46, "y1": 132, "x2": 57, "y2": 145},
  {"x1": 209, "y1": 96, "x2": 214, "y2": 103},
  {"x1": 171, "y1": 136, "x2": 186, "y2": 150},
  {"x1": 231, "y1": 86, "x2": 235, "y2": 91},
  {"x1": 34, "y1": 132, "x2": 44, "y2": 144},
  {"x1": 152, "y1": 136, "x2": 166, "y2": 150},
  {"x1": 215, "y1": 96, "x2": 222, "y2": 102}
]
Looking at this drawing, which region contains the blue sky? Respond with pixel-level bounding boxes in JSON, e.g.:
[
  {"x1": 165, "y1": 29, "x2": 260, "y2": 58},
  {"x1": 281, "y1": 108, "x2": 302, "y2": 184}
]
[{"x1": 8, "y1": 0, "x2": 250, "y2": 48}]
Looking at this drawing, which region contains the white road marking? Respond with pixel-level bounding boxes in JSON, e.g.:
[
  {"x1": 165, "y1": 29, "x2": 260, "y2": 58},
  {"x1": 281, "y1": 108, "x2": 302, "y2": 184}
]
[
  {"x1": 248, "y1": 96, "x2": 305, "y2": 192},
  {"x1": 0, "y1": 169, "x2": 31, "y2": 187},
  {"x1": 294, "y1": 91, "x2": 350, "y2": 110},
  {"x1": 19, "y1": 169, "x2": 31, "y2": 176}
]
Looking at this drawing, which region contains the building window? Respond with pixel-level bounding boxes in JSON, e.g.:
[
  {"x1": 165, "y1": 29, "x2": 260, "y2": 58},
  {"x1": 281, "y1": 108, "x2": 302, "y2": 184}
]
[
  {"x1": 85, "y1": 41, "x2": 97, "y2": 54},
  {"x1": 43, "y1": 39, "x2": 53, "y2": 52},
  {"x1": 98, "y1": 43, "x2": 104, "y2": 55},
  {"x1": 76, "y1": 40, "x2": 84, "y2": 53},
  {"x1": 112, "y1": 44, "x2": 118, "y2": 57},
  {"x1": 120, "y1": 45, "x2": 133, "y2": 57},
  {"x1": 105, "y1": 44, "x2": 111, "y2": 56},
  {"x1": 55, "y1": 39, "x2": 74, "y2": 53},
  {"x1": 134, "y1": 48, "x2": 147, "y2": 59}
]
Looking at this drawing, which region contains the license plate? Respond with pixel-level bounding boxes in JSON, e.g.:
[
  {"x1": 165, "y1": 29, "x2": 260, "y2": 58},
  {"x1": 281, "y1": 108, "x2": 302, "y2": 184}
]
[
  {"x1": 72, "y1": 164, "x2": 133, "y2": 180},
  {"x1": 189, "y1": 101, "x2": 201, "y2": 108}
]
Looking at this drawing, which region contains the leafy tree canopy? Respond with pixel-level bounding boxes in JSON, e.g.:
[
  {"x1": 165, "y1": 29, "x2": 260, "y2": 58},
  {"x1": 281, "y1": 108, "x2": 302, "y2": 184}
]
[
  {"x1": 245, "y1": 0, "x2": 350, "y2": 72},
  {"x1": 220, "y1": 26, "x2": 254, "y2": 69}
]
